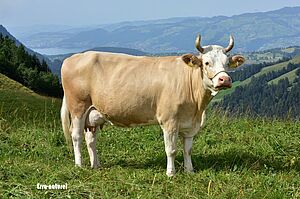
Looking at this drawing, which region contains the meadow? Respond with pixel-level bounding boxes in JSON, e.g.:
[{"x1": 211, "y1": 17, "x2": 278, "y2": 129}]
[{"x1": 1, "y1": 77, "x2": 300, "y2": 198}]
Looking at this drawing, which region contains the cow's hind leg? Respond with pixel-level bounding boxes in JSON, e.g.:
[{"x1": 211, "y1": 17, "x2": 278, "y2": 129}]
[
  {"x1": 182, "y1": 136, "x2": 194, "y2": 172},
  {"x1": 85, "y1": 128, "x2": 99, "y2": 168},
  {"x1": 71, "y1": 116, "x2": 85, "y2": 167}
]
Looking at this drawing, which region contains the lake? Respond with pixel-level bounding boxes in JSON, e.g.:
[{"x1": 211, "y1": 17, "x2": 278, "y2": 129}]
[{"x1": 31, "y1": 47, "x2": 87, "y2": 55}]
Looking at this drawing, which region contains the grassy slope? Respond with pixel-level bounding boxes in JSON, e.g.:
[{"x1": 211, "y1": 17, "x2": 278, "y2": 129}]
[
  {"x1": 1, "y1": 73, "x2": 300, "y2": 198},
  {"x1": 0, "y1": 73, "x2": 36, "y2": 95},
  {"x1": 242, "y1": 55, "x2": 300, "y2": 86},
  {"x1": 268, "y1": 68, "x2": 299, "y2": 85}
]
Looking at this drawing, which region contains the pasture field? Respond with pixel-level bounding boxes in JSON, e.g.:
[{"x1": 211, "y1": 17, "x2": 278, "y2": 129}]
[{"x1": 1, "y1": 85, "x2": 300, "y2": 198}]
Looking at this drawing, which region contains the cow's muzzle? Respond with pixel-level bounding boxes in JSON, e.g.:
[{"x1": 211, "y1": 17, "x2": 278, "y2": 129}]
[{"x1": 215, "y1": 75, "x2": 232, "y2": 89}]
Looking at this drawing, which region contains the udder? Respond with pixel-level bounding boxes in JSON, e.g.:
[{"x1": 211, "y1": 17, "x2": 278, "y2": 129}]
[{"x1": 85, "y1": 107, "x2": 106, "y2": 132}]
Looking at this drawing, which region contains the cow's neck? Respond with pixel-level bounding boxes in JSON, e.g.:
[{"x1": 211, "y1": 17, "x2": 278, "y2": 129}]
[{"x1": 189, "y1": 68, "x2": 213, "y2": 112}]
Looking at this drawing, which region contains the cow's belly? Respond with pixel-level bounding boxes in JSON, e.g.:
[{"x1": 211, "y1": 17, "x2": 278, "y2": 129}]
[{"x1": 91, "y1": 94, "x2": 158, "y2": 127}]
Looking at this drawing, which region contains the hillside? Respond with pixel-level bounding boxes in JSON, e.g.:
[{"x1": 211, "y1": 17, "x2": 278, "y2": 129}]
[
  {"x1": 245, "y1": 46, "x2": 300, "y2": 64},
  {"x1": 0, "y1": 34, "x2": 62, "y2": 97},
  {"x1": 18, "y1": 7, "x2": 300, "y2": 53},
  {"x1": 214, "y1": 54, "x2": 300, "y2": 102},
  {"x1": 215, "y1": 54, "x2": 300, "y2": 118},
  {"x1": 268, "y1": 68, "x2": 299, "y2": 85},
  {"x1": 0, "y1": 73, "x2": 36, "y2": 95},
  {"x1": 0, "y1": 25, "x2": 53, "y2": 66},
  {"x1": 0, "y1": 25, "x2": 22, "y2": 46},
  {"x1": 240, "y1": 55, "x2": 300, "y2": 86}
]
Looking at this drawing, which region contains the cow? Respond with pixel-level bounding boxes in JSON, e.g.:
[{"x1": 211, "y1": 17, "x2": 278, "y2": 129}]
[{"x1": 60, "y1": 34, "x2": 245, "y2": 176}]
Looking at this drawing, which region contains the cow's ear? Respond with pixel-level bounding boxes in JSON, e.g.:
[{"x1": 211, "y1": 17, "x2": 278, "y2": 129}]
[
  {"x1": 182, "y1": 54, "x2": 202, "y2": 67},
  {"x1": 228, "y1": 55, "x2": 245, "y2": 68}
]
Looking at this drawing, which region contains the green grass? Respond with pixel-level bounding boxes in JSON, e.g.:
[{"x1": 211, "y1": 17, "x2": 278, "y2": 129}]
[{"x1": 1, "y1": 74, "x2": 300, "y2": 198}]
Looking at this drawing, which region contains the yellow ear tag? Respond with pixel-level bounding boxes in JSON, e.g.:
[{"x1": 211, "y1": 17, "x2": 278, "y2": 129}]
[{"x1": 188, "y1": 61, "x2": 194, "y2": 67}]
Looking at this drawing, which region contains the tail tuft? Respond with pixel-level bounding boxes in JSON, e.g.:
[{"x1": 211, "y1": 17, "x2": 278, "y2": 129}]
[{"x1": 61, "y1": 96, "x2": 72, "y2": 152}]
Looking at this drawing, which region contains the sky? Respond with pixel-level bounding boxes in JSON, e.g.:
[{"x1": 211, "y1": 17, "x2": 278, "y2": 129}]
[{"x1": 1, "y1": 0, "x2": 300, "y2": 28}]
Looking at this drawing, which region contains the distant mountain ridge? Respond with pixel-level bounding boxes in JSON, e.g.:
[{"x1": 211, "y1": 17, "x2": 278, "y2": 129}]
[
  {"x1": 46, "y1": 47, "x2": 147, "y2": 75},
  {"x1": 18, "y1": 6, "x2": 300, "y2": 53}
]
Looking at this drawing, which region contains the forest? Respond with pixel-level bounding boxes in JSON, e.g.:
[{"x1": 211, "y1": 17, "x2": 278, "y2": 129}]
[{"x1": 0, "y1": 34, "x2": 61, "y2": 97}]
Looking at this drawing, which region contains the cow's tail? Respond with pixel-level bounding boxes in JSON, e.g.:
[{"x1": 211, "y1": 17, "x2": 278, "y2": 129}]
[{"x1": 61, "y1": 96, "x2": 72, "y2": 152}]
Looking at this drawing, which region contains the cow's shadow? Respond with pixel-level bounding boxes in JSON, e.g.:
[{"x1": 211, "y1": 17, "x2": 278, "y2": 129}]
[{"x1": 108, "y1": 148, "x2": 300, "y2": 173}]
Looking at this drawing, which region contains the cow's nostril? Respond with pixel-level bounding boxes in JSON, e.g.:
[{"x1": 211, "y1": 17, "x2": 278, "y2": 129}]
[{"x1": 217, "y1": 76, "x2": 232, "y2": 88}]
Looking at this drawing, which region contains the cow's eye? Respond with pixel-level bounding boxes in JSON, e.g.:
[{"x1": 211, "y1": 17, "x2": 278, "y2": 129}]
[{"x1": 205, "y1": 62, "x2": 209, "y2": 66}]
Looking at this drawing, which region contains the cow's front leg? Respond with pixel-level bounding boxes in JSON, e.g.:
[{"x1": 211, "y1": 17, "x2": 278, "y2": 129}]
[
  {"x1": 84, "y1": 128, "x2": 99, "y2": 168},
  {"x1": 162, "y1": 126, "x2": 178, "y2": 177},
  {"x1": 182, "y1": 136, "x2": 194, "y2": 172},
  {"x1": 71, "y1": 117, "x2": 85, "y2": 167}
]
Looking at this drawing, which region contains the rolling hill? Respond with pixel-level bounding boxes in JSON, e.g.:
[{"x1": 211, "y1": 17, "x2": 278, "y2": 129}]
[
  {"x1": 268, "y1": 68, "x2": 299, "y2": 85},
  {"x1": 240, "y1": 55, "x2": 300, "y2": 86},
  {"x1": 18, "y1": 6, "x2": 300, "y2": 53},
  {"x1": 0, "y1": 73, "x2": 36, "y2": 95}
]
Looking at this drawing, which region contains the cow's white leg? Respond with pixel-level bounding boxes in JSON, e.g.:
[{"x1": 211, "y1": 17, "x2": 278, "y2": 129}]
[
  {"x1": 162, "y1": 127, "x2": 178, "y2": 177},
  {"x1": 84, "y1": 128, "x2": 99, "y2": 168},
  {"x1": 182, "y1": 136, "x2": 194, "y2": 172},
  {"x1": 71, "y1": 117, "x2": 85, "y2": 167}
]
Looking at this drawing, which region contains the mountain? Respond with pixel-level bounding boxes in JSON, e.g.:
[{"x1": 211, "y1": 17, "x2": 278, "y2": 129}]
[
  {"x1": 19, "y1": 7, "x2": 300, "y2": 53},
  {"x1": 0, "y1": 25, "x2": 23, "y2": 46}
]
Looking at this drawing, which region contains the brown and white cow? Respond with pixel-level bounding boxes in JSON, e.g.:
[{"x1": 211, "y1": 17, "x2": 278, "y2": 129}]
[{"x1": 60, "y1": 34, "x2": 245, "y2": 176}]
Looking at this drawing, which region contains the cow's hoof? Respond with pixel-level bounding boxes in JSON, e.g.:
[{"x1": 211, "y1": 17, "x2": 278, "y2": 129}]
[
  {"x1": 185, "y1": 170, "x2": 195, "y2": 174},
  {"x1": 166, "y1": 171, "x2": 175, "y2": 177},
  {"x1": 184, "y1": 168, "x2": 194, "y2": 173},
  {"x1": 91, "y1": 164, "x2": 100, "y2": 169}
]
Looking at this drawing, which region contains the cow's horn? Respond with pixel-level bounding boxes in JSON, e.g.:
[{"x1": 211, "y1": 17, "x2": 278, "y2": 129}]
[
  {"x1": 195, "y1": 34, "x2": 204, "y2": 53},
  {"x1": 224, "y1": 35, "x2": 234, "y2": 53}
]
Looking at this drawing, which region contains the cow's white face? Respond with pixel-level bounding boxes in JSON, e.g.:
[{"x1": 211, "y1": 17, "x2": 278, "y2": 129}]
[
  {"x1": 200, "y1": 45, "x2": 246, "y2": 95},
  {"x1": 181, "y1": 35, "x2": 245, "y2": 96},
  {"x1": 200, "y1": 46, "x2": 230, "y2": 95}
]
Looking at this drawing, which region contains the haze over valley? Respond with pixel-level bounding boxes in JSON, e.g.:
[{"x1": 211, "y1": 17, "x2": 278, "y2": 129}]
[{"x1": 6, "y1": 6, "x2": 300, "y2": 55}]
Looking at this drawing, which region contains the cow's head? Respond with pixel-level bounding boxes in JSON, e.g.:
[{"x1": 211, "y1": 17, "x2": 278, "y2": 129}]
[{"x1": 182, "y1": 34, "x2": 245, "y2": 96}]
